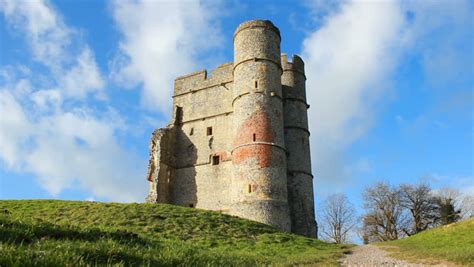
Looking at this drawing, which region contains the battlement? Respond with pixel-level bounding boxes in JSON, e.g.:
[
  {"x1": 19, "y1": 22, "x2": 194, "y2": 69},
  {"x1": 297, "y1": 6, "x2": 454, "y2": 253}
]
[
  {"x1": 281, "y1": 54, "x2": 305, "y2": 75},
  {"x1": 174, "y1": 62, "x2": 233, "y2": 96}
]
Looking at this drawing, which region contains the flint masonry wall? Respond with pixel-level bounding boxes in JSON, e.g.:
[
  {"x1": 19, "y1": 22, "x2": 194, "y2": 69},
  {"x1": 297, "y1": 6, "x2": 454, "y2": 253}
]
[
  {"x1": 230, "y1": 20, "x2": 291, "y2": 231},
  {"x1": 282, "y1": 54, "x2": 317, "y2": 237},
  {"x1": 145, "y1": 20, "x2": 317, "y2": 237}
]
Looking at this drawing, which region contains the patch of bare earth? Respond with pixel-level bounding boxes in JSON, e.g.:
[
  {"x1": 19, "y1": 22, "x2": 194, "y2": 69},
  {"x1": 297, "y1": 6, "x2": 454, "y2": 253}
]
[{"x1": 339, "y1": 245, "x2": 455, "y2": 267}]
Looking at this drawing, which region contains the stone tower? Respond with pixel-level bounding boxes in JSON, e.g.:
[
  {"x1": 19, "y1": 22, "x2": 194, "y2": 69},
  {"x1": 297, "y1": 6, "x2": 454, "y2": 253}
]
[
  {"x1": 145, "y1": 20, "x2": 317, "y2": 237},
  {"x1": 230, "y1": 21, "x2": 291, "y2": 231},
  {"x1": 281, "y1": 54, "x2": 317, "y2": 237}
]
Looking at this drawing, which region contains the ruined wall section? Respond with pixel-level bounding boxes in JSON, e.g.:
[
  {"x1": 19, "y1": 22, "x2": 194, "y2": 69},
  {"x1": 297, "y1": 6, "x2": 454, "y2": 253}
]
[
  {"x1": 230, "y1": 20, "x2": 291, "y2": 231},
  {"x1": 170, "y1": 63, "x2": 235, "y2": 211},
  {"x1": 145, "y1": 127, "x2": 176, "y2": 203},
  {"x1": 281, "y1": 54, "x2": 317, "y2": 237}
]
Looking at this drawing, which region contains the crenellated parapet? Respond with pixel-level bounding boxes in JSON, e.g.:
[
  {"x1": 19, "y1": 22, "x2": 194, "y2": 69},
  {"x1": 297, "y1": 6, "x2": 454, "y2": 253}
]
[
  {"x1": 281, "y1": 54, "x2": 308, "y2": 104},
  {"x1": 281, "y1": 54, "x2": 305, "y2": 77},
  {"x1": 174, "y1": 62, "x2": 233, "y2": 97}
]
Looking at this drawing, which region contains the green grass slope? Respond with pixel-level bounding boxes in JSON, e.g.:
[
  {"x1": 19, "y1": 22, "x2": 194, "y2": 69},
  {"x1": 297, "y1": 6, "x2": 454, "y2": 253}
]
[
  {"x1": 377, "y1": 218, "x2": 474, "y2": 265},
  {"x1": 0, "y1": 200, "x2": 349, "y2": 266}
]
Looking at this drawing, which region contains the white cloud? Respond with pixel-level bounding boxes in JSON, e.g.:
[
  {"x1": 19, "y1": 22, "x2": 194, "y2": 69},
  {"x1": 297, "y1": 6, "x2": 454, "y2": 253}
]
[
  {"x1": 0, "y1": 90, "x2": 31, "y2": 169},
  {"x1": 1, "y1": 0, "x2": 70, "y2": 68},
  {"x1": 30, "y1": 89, "x2": 62, "y2": 111},
  {"x1": 302, "y1": 0, "x2": 472, "y2": 188},
  {"x1": 0, "y1": 0, "x2": 145, "y2": 202},
  {"x1": 0, "y1": 83, "x2": 145, "y2": 202},
  {"x1": 109, "y1": 0, "x2": 222, "y2": 114},
  {"x1": 61, "y1": 48, "x2": 105, "y2": 99},
  {"x1": 25, "y1": 110, "x2": 143, "y2": 201},
  {"x1": 404, "y1": 0, "x2": 473, "y2": 88},
  {"x1": 302, "y1": 0, "x2": 406, "y2": 185},
  {"x1": 0, "y1": 0, "x2": 104, "y2": 99}
]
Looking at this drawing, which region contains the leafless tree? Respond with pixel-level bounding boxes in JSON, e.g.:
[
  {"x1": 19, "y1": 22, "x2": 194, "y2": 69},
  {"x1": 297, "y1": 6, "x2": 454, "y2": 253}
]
[
  {"x1": 318, "y1": 193, "x2": 357, "y2": 244},
  {"x1": 399, "y1": 183, "x2": 440, "y2": 235},
  {"x1": 460, "y1": 195, "x2": 474, "y2": 219},
  {"x1": 434, "y1": 187, "x2": 461, "y2": 205},
  {"x1": 432, "y1": 187, "x2": 462, "y2": 224},
  {"x1": 362, "y1": 182, "x2": 409, "y2": 242}
]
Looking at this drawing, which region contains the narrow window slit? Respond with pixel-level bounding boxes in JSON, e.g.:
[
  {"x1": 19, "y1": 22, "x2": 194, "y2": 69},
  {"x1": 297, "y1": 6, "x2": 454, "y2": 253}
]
[
  {"x1": 254, "y1": 80, "x2": 258, "y2": 89},
  {"x1": 207, "y1": 127, "x2": 213, "y2": 136},
  {"x1": 248, "y1": 184, "x2": 252, "y2": 193},
  {"x1": 253, "y1": 133, "x2": 256, "y2": 141}
]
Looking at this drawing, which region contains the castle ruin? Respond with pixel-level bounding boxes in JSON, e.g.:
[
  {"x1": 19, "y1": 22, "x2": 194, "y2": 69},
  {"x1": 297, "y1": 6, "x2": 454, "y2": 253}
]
[{"x1": 145, "y1": 20, "x2": 317, "y2": 237}]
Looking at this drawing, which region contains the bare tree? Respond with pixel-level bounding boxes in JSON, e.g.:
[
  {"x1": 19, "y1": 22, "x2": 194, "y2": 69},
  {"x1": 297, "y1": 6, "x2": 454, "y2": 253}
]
[
  {"x1": 362, "y1": 182, "x2": 409, "y2": 242},
  {"x1": 432, "y1": 187, "x2": 462, "y2": 225},
  {"x1": 318, "y1": 193, "x2": 357, "y2": 244},
  {"x1": 460, "y1": 195, "x2": 474, "y2": 219},
  {"x1": 433, "y1": 187, "x2": 462, "y2": 224},
  {"x1": 399, "y1": 183, "x2": 440, "y2": 235}
]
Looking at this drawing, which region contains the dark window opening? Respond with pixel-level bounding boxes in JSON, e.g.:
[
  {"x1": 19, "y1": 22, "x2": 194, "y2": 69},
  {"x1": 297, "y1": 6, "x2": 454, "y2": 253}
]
[
  {"x1": 189, "y1": 127, "x2": 194, "y2": 135},
  {"x1": 212, "y1": 155, "x2": 220, "y2": 165},
  {"x1": 189, "y1": 204, "x2": 194, "y2": 208},
  {"x1": 253, "y1": 133, "x2": 256, "y2": 141},
  {"x1": 207, "y1": 127, "x2": 213, "y2": 136},
  {"x1": 248, "y1": 184, "x2": 252, "y2": 193},
  {"x1": 254, "y1": 80, "x2": 258, "y2": 89}
]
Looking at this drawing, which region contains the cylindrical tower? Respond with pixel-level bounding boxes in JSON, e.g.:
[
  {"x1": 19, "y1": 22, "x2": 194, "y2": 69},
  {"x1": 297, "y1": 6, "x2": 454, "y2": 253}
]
[
  {"x1": 281, "y1": 54, "x2": 317, "y2": 237},
  {"x1": 230, "y1": 20, "x2": 291, "y2": 231}
]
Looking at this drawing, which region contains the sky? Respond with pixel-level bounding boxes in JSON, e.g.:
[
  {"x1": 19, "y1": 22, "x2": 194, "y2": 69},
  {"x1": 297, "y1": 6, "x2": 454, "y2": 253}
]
[{"x1": 0, "y1": 0, "x2": 473, "y2": 217}]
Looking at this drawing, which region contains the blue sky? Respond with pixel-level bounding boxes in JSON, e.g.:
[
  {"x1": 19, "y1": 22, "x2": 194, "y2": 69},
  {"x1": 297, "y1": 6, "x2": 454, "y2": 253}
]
[{"x1": 1, "y1": 0, "x2": 473, "y2": 216}]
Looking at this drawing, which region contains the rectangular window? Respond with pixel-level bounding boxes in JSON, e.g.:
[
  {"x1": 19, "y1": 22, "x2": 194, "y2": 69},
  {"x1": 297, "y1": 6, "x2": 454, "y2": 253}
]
[
  {"x1": 207, "y1": 126, "x2": 213, "y2": 136},
  {"x1": 212, "y1": 155, "x2": 220, "y2": 165},
  {"x1": 253, "y1": 133, "x2": 256, "y2": 142},
  {"x1": 248, "y1": 184, "x2": 252, "y2": 193},
  {"x1": 254, "y1": 80, "x2": 258, "y2": 89},
  {"x1": 189, "y1": 127, "x2": 194, "y2": 135}
]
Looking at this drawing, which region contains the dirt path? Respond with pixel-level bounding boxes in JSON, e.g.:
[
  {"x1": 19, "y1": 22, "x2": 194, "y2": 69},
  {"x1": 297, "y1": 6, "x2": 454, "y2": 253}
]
[{"x1": 339, "y1": 245, "x2": 449, "y2": 267}]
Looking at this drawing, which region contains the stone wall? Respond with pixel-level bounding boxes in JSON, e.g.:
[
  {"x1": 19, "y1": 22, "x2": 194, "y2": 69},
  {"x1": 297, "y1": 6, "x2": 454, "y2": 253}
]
[
  {"x1": 145, "y1": 127, "x2": 175, "y2": 203},
  {"x1": 171, "y1": 61, "x2": 235, "y2": 211}
]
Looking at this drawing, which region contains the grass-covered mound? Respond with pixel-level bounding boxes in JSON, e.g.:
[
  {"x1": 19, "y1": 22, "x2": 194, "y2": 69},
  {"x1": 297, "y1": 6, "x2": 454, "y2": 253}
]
[
  {"x1": 0, "y1": 200, "x2": 349, "y2": 266},
  {"x1": 377, "y1": 218, "x2": 474, "y2": 265}
]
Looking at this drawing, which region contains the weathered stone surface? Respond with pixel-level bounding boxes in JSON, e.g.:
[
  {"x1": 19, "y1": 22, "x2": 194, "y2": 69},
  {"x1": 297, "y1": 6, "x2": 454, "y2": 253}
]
[{"x1": 144, "y1": 19, "x2": 317, "y2": 237}]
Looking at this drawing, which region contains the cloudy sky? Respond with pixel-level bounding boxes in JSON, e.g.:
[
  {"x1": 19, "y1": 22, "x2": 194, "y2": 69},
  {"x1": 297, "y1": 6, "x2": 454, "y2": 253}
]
[{"x1": 1, "y1": 0, "x2": 472, "y2": 212}]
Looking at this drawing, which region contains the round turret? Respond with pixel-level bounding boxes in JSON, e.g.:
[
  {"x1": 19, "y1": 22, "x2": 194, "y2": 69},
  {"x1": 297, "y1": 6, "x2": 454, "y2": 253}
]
[
  {"x1": 281, "y1": 54, "x2": 306, "y2": 101},
  {"x1": 281, "y1": 54, "x2": 316, "y2": 237},
  {"x1": 230, "y1": 20, "x2": 291, "y2": 231}
]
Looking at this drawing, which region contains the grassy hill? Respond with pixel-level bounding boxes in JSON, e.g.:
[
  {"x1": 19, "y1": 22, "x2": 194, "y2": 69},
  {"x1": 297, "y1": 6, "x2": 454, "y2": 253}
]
[
  {"x1": 0, "y1": 200, "x2": 350, "y2": 266},
  {"x1": 376, "y1": 218, "x2": 474, "y2": 265}
]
